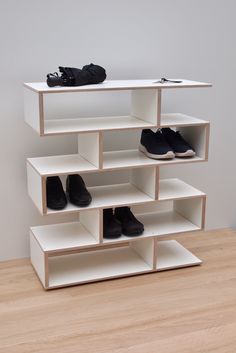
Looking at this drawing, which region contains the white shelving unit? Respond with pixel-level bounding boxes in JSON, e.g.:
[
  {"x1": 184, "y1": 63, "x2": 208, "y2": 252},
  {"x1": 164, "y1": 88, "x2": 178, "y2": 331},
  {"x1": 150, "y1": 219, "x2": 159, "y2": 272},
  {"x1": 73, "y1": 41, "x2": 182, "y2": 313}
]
[{"x1": 25, "y1": 78, "x2": 211, "y2": 289}]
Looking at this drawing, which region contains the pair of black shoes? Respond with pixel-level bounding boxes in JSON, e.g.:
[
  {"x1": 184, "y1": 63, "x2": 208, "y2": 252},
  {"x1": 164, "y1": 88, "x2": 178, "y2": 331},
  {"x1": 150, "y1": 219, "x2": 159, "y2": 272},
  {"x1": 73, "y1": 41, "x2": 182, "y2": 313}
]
[
  {"x1": 103, "y1": 207, "x2": 144, "y2": 239},
  {"x1": 46, "y1": 174, "x2": 92, "y2": 210},
  {"x1": 140, "y1": 128, "x2": 195, "y2": 160}
]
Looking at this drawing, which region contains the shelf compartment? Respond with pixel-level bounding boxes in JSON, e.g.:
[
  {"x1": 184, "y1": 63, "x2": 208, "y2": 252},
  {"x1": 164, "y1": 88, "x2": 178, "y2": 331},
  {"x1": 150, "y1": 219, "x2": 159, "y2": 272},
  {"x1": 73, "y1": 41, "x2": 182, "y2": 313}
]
[
  {"x1": 47, "y1": 183, "x2": 154, "y2": 215},
  {"x1": 103, "y1": 196, "x2": 205, "y2": 244},
  {"x1": 102, "y1": 119, "x2": 209, "y2": 170},
  {"x1": 30, "y1": 209, "x2": 101, "y2": 253},
  {"x1": 156, "y1": 240, "x2": 202, "y2": 271},
  {"x1": 159, "y1": 178, "x2": 205, "y2": 201},
  {"x1": 49, "y1": 238, "x2": 154, "y2": 288},
  {"x1": 43, "y1": 116, "x2": 156, "y2": 135},
  {"x1": 30, "y1": 237, "x2": 155, "y2": 289},
  {"x1": 160, "y1": 113, "x2": 209, "y2": 127},
  {"x1": 103, "y1": 211, "x2": 199, "y2": 244},
  {"x1": 27, "y1": 130, "x2": 102, "y2": 176},
  {"x1": 27, "y1": 165, "x2": 157, "y2": 215},
  {"x1": 24, "y1": 85, "x2": 161, "y2": 136}
]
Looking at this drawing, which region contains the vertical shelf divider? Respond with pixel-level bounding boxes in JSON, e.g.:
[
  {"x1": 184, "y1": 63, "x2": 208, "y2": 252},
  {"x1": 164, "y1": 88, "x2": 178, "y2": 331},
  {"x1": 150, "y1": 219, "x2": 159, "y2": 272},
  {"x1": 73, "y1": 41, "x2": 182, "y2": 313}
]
[
  {"x1": 131, "y1": 89, "x2": 159, "y2": 125},
  {"x1": 78, "y1": 132, "x2": 101, "y2": 169},
  {"x1": 130, "y1": 166, "x2": 158, "y2": 200},
  {"x1": 79, "y1": 209, "x2": 101, "y2": 244}
]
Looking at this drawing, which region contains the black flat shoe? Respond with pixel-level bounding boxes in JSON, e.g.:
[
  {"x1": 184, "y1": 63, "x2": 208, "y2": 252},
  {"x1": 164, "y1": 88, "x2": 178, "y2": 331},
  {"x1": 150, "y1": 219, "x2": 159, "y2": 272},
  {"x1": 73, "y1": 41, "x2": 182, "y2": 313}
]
[
  {"x1": 66, "y1": 174, "x2": 92, "y2": 207},
  {"x1": 103, "y1": 208, "x2": 122, "y2": 239},
  {"x1": 46, "y1": 176, "x2": 67, "y2": 210},
  {"x1": 114, "y1": 207, "x2": 144, "y2": 236}
]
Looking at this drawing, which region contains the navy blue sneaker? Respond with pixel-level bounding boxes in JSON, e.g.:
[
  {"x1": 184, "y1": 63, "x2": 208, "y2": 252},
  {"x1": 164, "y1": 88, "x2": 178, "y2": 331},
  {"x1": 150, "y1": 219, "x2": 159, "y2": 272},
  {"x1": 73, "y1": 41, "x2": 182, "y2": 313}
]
[
  {"x1": 161, "y1": 128, "x2": 195, "y2": 157},
  {"x1": 139, "y1": 129, "x2": 175, "y2": 159}
]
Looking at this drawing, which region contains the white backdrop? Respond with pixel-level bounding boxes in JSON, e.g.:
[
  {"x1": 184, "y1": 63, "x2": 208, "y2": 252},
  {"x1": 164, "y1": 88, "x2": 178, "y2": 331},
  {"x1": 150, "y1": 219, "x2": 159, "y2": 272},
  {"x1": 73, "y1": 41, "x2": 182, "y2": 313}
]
[{"x1": 0, "y1": 0, "x2": 235, "y2": 260}]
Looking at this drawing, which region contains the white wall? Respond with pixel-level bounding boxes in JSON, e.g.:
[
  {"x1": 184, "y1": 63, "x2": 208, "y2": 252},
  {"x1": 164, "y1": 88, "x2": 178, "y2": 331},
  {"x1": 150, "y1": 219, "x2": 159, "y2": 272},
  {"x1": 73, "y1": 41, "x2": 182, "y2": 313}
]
[{"x1": 0, "y1": 0, "x2": 235, "y2": 261}]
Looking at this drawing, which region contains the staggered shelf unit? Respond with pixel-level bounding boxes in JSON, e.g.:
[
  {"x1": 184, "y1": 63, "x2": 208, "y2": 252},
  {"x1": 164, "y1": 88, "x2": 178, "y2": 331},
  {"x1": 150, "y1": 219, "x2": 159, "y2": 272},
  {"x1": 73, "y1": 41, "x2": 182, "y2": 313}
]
[{"x1": 24, "y1": 79, "x2": 211, "y2": 289}]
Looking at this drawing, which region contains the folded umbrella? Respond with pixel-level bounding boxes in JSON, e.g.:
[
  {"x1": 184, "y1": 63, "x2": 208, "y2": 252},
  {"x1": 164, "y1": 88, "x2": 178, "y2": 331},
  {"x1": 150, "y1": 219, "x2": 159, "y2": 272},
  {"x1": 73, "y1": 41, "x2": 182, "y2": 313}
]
[{"x1": 46, "y1": 63, "x2": 106, "y2": 87}]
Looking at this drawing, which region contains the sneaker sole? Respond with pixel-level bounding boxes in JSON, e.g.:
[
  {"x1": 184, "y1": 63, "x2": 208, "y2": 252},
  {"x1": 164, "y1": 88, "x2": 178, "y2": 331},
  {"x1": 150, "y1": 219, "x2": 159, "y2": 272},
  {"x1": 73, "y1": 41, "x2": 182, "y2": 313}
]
[
  {"x1": 139, "y1": 144, "x2": 175, "y2": 160},
  {"x1": 175, "y1": 150, "x2": 196, "y2": 157}
]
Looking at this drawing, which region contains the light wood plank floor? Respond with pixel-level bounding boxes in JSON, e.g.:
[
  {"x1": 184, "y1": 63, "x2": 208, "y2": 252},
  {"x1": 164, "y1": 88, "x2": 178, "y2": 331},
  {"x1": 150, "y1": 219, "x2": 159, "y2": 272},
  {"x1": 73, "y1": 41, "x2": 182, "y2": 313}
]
[{"x1": 1, "y1": 229, "x2": 236, "y2": 353}]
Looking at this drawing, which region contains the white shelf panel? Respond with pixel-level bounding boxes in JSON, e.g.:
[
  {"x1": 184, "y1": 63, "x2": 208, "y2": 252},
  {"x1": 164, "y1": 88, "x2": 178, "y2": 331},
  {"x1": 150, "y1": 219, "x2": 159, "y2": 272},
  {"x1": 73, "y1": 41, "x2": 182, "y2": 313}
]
[
  {"x1": 159, "y1": 179, "x2": 205, "y2": 200},
  {"x1": 48, "y1": 246, "x2": 151, "y2": 288},
  {"x1": 156, "y1": 240, "x2": 202, "y2": 270},
  {"x1": 103, "y1": 149, "x2": 204, "y2": 170},
  {"x1": 31, "y1": 222, "x2": 98, "y2": 252},
  {"x1": 161, "y1": 113, "x2": 208, "y2": 127},
  {"x1": 47, "y1": 183, "x2": 153, "y2": 215},
  {"x1": 103, "y1": 210, "x2": 199, "y2": 244},
  {"x1": 28, "y1": 154, "x2": 97, "y2": 176},
  {"x1": 24, "y1": 79, "x2": 211, "y2": 93},
  {"x1": 140, "y1": 211, "x2": 200, "y2": 236},
  {"x1": 43, "y1": 116, "x2": 155, "y2": 135}
]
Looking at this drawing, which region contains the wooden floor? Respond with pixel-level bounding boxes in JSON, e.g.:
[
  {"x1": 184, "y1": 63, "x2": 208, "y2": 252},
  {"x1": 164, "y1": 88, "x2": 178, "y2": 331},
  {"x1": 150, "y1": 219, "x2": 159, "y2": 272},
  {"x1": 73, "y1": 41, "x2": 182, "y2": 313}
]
[{"x1": 1, "y1": 229, "x2": 236, "y2": 353}]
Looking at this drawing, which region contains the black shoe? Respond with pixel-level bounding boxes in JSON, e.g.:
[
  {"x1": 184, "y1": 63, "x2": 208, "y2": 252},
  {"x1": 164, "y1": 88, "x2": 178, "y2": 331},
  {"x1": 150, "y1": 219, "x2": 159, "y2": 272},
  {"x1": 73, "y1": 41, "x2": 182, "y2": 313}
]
[
  {"x1": 139, "y1": 129, "x2": 175, "y2": 159},
  {"x1": 66, "y1": 174, "x2": 92, "y2": 207},
  {"x1": 114, "y1": 207, "x2": 144, "y2": 236},
  {"x1": 103, "y1": 208, "x2": 122, "y2": 239},
  {"x1": 46, "y1": 176, "x2": 67, "y2": 210},
  {"x1": 161, "y1": 128, "x2": 195, "y2": 157}
]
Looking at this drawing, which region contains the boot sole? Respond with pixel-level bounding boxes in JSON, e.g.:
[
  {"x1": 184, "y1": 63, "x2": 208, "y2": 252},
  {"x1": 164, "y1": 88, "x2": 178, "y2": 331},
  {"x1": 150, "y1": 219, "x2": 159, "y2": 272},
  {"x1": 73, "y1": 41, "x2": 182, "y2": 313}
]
[
  {"x1": 103, "y1": 233, "x2": 122, "y2": 239},
  {"x1": 123, "y1": 233, "x2": 143, "y2": 237},
  {"x1": 139, "y1": 144, "x2": 175, "y2": 160},
  {"x1": 123, "y1": 230, "x2": 144, "y2": 237},
  {"x1": 66, "y1": 193, "x2": 92, "y2": 207}
]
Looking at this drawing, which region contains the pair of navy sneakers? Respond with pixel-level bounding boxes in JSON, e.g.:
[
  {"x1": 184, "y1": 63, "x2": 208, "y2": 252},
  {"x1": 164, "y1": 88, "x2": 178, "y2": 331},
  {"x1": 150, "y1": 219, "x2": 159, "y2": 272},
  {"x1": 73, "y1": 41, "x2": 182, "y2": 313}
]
[{"x1": 139, "y1": 128, "x2": 195, "y2": 159}]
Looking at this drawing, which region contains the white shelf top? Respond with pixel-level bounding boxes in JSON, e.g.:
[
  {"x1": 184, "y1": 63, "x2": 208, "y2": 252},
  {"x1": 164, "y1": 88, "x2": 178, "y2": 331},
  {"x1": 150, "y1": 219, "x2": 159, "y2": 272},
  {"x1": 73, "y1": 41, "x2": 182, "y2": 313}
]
[
  {"x1": 103, "y1": 149, "x2": 204, "y2": 170},
  {"x1": 43, "y1": 116, "x2": 154, "y2": 135},
  {"x1": 160, "y1": 113, "x2": 209, "y2": 127},
  {"x1": 156, "y1": 240, "x2": 202, "y2": 270},
  {"x1": 48, "y1": 246, "x2": 151, "y2": 287},
  {"x1": 47, "y1": 183, "x2": 153, "y2": 215},
  {"x1": 159, "y1": 179, "x2": 205, "y2": 200},
  {"x1": 24, "y1": 79, "x2": 212, "y2": 93},
  {"x1": 103, "y1": 210, "x2": 199, "y2": 244},
  {"x1": 28, "y1": 154, "x2": 97, "y2": 176},
  {"x1": 31, "y1": 222, "x2": 98, "y2": 252}
]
